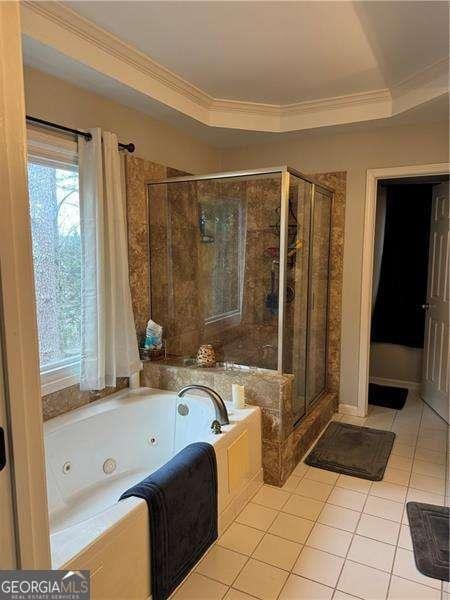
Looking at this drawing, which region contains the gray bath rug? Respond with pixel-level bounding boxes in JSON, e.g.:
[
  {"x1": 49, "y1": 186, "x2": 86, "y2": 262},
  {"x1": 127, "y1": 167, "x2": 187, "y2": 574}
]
[
  {"x1": 406, "y1": 502, "x2": 449, "y2": 582},
  {"x1": 304, "y1": 421, "x2": 395, "y2": 481}
]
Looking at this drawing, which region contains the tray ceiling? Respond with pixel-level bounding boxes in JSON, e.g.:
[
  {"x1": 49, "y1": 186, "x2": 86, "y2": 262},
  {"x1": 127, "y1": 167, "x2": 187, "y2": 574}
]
[{"x1": 21, "y1": 1, "x2": 449, "y2": 135}]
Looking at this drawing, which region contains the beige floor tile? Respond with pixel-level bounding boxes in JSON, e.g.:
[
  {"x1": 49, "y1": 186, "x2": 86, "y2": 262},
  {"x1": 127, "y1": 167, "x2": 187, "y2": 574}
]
[
  {"x1": 252, "y1": 485, "x2": 291, "y2": 510},
  {"x1": 233, "y1": 558, "x2": 288, "y2": 600},
  {"x1": 347, "y1": 534, "x2": 395, "y2": 572},
  {"x1": 419, "y1": 427, "x2": 447, "y2": 442},
  {"x1": 391, "y1": 422, "x2": 419, "y2": 436},
  {"x1": 224, "y1": 590, "x2": 256, "y2": 600},
  {"x1": 382, "y1": 467, "x2": 411, "y2": 487},
  {"x1": 282, "y1": 493, "x2": 324, "y2": 521},
  {"x1": 391, "y1": 443, "x2": 415, "y2": 459},
  {"x1": 327, "y1": 487, "x2": 367, "y2": 511},
  {"x1": 282, "y1": 474, "x2": 302, "y2": 492},
  {"x1": 417, "y1": 436, "x2": 446, "y2": 453},
  {"x1": 336, "y1": 474, "x2": 372, "y2": 494},
  {"x1": 252, "y1": 533, "x2": 302, "y2": 571},
  {"x1": 414, "y1": 447, "x2": 446, "y2": 465},
  {"x1": 388, "y1": 455, "x2": 413, "y2": 472},
  {"x1": 293, "y1": 546, "x2": 344, "y2": 588},
  {"x1": 294, "y1": 478, "x2": 334, "y2": 501},
  {"x1": 292, "y1": 462, "x2": 308, "y2": 478},
  {"x1": 397, "y1": 525, "x2": 413, "y2": 551},
  {"x1": 304, "y1": 467, "x2": 340, "y2": 485},
  {"x1": 356, "y1": 513, "x2": 400, "y2": 545},
  {"x1": 218, "y1": 523, "x2": 264, "y2": 556},
  {"x1": 236, "y1": 503, "x2": 278, "y2": 531},
  {"x1": 278, "y1": 574, "x2": 333, "y2": 600},
  {"x1": 370, "y1": 481, "x2": 408, "y2": 503},
  {"x1": 365, "y1": 414, "x2": 395, "y2": 430},
  {"x1": 388, "y1": 575, "x2": 441, "y2": 599},
  {"x1": 318, "y1": 503, "x2": 361, "y2": 532},
  {"x1": 337, "y1": 561, "x2": 390, "y2": 600},
  {"x1": 172, "y1": 573, "x2": 228, "y2": 600},
  {"x1": 393, "y1": 433, "x2": 417, "y2": 447},
  {"x1": 363, "y1": 495, "x2": 404, "y2": 522},
  {"x1": 333, "y1": 591, "x2": 363, "y2": 600},
  {"x1": 269, "y1": 512, "x2": 314, "y2": 544},
  {"x1": 393, "y1": 548, "x2": 441, "y2": 590},
  {"x1": 306, "y1": 523, "x2": 353, "y2": 557},
  {"x1": 406, "y1": 488, "x2": 445, "y2": 506},
  {"x1": 409, "y1": 473, "x2": 445, "y2": 496},
  {"x1": 196, "y1": 545, "x2": 248, "y2": 585},
  {"x1": 412, "y1": 459, "x2": 446, "y2": 479}
]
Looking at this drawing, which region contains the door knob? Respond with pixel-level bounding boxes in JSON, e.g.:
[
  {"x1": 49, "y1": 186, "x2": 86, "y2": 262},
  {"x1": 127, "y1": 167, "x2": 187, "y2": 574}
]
[{"x1": 421, "y1": 303, "x2": 430, "y2": 310}]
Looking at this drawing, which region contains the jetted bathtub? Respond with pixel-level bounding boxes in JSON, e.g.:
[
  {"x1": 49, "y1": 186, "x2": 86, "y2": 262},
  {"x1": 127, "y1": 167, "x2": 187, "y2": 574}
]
[{"x1": 44, "y1": 387, "x2": 262, "y2": 599}]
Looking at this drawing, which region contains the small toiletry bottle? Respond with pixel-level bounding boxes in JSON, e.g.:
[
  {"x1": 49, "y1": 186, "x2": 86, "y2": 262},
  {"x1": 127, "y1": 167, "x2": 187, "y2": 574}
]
[{"x1": 232, "y1": 384, "x2": 246, "y2": 409}]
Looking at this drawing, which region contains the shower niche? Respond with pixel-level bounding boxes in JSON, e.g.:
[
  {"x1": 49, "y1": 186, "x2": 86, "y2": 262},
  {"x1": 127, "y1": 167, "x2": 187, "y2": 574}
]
[{"x1": 147, "y1": 167, "x2": 333, "y2": 425}]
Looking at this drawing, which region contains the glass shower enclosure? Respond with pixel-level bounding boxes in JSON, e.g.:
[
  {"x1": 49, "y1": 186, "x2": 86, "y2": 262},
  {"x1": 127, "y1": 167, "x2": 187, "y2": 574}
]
[{"x1": 147, "y1": 166, "x2": 333, "y2": 424}]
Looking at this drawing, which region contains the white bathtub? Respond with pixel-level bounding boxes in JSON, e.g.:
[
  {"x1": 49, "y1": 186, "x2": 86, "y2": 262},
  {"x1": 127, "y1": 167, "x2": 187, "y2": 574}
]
[{"x1": 44, "y1": 387, "x2": 262, "y2": 599}]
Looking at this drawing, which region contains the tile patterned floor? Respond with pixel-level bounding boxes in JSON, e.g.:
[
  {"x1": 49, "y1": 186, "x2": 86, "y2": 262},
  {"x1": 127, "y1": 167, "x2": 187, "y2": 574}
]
[{"x1": 172, "y1": 391, "x2": 449, "y2": 600}]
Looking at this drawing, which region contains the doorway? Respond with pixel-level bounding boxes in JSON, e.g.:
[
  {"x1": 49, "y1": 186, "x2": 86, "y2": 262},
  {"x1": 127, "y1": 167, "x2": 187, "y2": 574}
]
[
  {"x1": 368, "y1": 176, "x2": 449, "y2": 422},
  {"x1": 358, "y1": 163, "x2": 450, "y2": 419}
]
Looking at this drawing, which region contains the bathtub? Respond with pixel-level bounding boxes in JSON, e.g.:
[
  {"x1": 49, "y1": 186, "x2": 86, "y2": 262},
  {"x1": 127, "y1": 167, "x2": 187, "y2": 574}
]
[{"x1": 44, "y1": 386, "x2": 262, "y2": 599}]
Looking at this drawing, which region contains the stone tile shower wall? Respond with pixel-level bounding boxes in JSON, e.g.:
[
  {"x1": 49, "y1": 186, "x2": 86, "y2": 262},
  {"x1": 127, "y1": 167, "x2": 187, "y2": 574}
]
[{"x1": 144, "y1": 173, "x2": 282, "y2": 369}]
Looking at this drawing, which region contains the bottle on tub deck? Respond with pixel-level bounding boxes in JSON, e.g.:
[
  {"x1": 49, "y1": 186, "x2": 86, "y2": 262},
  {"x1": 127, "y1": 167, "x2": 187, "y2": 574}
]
[{"x1": 232, "y1": 384, "x2": 246, "y2": 409}]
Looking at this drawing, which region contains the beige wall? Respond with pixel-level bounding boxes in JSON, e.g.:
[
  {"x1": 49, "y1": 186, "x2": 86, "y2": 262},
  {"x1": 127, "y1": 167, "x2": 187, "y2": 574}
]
[
  {"x1": 370, "y1": 343, "x2": 423, "y2": 384},
  {"x1": 220, "y1": 120, "x2": 449, "y2": 406},
  {"x1": 23, "y1": 66, "x2": 221, "y2": 174}
]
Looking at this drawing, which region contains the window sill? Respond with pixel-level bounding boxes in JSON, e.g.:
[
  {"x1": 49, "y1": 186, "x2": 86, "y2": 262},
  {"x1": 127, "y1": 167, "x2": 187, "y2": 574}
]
[{"x1": 41, "y1": 363, "x2": 80, "y2": 396}]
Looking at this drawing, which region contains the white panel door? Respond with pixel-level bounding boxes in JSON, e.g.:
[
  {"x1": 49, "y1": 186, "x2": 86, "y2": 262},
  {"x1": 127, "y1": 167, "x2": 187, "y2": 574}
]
[{"x1": 422, "y1": 181, "x2": 450, "y2": 423}]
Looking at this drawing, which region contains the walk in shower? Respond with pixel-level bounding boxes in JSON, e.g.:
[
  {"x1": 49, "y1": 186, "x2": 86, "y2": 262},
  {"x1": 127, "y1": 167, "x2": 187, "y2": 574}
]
[{"x1": 147, "y1": 167, "x2": 333, "y2": 424}]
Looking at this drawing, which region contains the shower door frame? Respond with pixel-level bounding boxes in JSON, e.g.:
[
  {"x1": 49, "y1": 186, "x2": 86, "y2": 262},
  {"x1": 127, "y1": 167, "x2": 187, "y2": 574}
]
[{"x1": 147, "y1": 166, "x2": 334, "y2": 383}]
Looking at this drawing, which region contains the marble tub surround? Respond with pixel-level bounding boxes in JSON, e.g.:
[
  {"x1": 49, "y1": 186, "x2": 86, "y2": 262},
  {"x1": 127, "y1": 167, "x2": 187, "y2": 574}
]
[
  {"x1": 42, "y1": 377, "x2": 128, "y2": 421},
  {"x1": 142, "y1": 359, "x2": 293, "y2": 484}
]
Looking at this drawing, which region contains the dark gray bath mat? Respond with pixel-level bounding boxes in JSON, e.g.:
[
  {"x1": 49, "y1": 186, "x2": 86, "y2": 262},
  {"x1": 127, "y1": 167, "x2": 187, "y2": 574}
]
[
  {"x1": 369, "y1": 383, "x2": 408, "y2": 410},
  {"x1": 407, "y1": 502, "x2": 449, "y2": 582},
  {"x1": 305, "y1": 421, "x2": 395, "y2": 481}
]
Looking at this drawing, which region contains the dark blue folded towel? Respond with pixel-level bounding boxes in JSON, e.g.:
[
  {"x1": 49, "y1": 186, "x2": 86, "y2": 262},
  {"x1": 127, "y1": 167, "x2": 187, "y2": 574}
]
[{"x1": 120, "y1": 442, "x2": 218, "y2": 600}]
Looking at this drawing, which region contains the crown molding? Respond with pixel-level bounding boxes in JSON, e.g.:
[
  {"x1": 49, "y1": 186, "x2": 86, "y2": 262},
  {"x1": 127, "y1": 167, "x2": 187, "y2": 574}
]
[
  {"x1": 20, "y1": 1, "x2": 448, "y2": 133},
  {"x1": 391, "y1": 56, "x2": 449, "y2": 115}
]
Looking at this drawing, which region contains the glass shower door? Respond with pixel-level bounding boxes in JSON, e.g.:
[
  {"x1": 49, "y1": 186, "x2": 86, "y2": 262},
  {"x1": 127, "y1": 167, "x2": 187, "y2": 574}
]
[
  {"x1": 282, "y1": 175, "x2": 312, "y2": 422},
  {"x1": 306, "y1": 186, "x2": 332, "y2": 408}
]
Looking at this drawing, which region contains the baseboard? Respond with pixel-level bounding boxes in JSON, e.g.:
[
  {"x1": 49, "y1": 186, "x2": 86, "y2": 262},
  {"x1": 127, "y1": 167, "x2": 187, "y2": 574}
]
[
  {"x1": 339, "y1": 403, "x2": 365, "y2": 417},
  {"x1": 369, "y1": 377, "x2": 420, "y2": 391}
]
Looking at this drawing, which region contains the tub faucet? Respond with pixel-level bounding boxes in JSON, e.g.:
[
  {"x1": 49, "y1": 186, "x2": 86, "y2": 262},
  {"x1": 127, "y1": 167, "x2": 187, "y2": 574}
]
[{"x1": 177, "y1": 385, "x2": 230, "y2": 426}]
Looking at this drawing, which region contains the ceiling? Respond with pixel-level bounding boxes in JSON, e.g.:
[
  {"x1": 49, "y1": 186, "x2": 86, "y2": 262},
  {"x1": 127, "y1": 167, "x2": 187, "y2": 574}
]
[
  {"x1": 20, "y1": 1, "x2": 449, "y2": 142},
  {"x1": 65, "y1": 0, "x2": 447, "y2": 104}
]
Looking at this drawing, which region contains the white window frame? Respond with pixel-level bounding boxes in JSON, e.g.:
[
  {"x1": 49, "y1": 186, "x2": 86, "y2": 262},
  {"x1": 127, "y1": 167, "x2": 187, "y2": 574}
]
[{"x1": 27, "y1": 128, "x2": 81, "y2": 396}]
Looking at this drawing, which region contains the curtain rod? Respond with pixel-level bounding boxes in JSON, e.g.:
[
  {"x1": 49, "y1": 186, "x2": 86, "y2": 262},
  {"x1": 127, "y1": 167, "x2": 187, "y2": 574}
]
[{"x1": 26, "y1": 115, "x2": 135, "y2": 153}]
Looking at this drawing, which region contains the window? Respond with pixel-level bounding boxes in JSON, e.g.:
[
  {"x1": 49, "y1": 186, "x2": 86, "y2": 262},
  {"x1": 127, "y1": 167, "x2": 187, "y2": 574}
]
[
  {"x1": 27, "y1": 130, "x2": 81, "y2": 394},
  {"x1": 199, "y1": 196, "x2": 246, "y2": 327}
]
